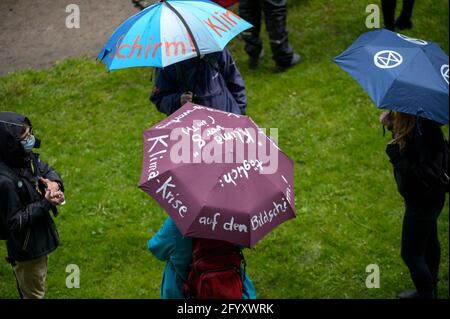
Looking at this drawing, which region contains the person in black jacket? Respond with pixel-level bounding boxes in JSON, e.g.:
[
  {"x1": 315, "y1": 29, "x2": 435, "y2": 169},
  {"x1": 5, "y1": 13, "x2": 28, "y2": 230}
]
[
  {"x1": 238, "y1": 0, "x2": 301, "y2": 71},
  {"x1": 380, "y1": 111, "x2": 448, "y2": 299},
  {"x1": 0, "y1": 112, "x2": 65, "y2": 299}
]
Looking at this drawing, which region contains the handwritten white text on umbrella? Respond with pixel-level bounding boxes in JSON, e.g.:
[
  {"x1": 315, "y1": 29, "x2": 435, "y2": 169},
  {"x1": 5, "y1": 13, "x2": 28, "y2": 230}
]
[
  {"x1": 155, "y1": 175, "x2": 188, "y2": 218},
  {"x1": 250, "y1": 199, "x2": 289, "y2": 231},
  {"x1": 251, "y1": 176, "x2": 293, "y2": 231},
  {"x1": 146, "y1": 135, "x2": 169, "y2": 181},
  {"x1": 199, "y1": 213, "x2": 248, "y2": 233},
  {"x1": 219, "y1": 160, "x2": 264, "y2": 187}
]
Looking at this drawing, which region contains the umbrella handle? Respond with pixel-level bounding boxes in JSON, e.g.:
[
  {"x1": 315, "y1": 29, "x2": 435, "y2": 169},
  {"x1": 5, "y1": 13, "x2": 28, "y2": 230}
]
[{"x1": 162, "y1": 1, "x2": 201, "y2": 57}]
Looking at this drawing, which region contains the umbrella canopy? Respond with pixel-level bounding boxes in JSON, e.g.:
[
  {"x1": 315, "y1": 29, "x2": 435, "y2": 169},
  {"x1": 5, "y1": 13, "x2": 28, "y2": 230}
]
[
  {"x1": 98, "y1": 0, "x2": 252, "y2": 70},
  {"x1": 334, "y1": 29, "x2": 449, "y2": 125},
  {"x1": 139, "y1": 103, "x2": 296, "y2": 247}
]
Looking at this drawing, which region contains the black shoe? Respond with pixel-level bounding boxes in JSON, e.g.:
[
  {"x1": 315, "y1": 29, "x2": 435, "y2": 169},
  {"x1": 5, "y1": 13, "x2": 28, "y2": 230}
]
[
  {"x1": 275, "y1": 53, "x2": 302, "y2": 72},
  {"x1": 395, "y1": 18, "x2": 413, "y2": 30},
  {"x1": 248, "y1": 50, "x2": 264, "y2": 70},
  {"x1": 397, "y1": 289, "x2": 435, "y2": 299}
]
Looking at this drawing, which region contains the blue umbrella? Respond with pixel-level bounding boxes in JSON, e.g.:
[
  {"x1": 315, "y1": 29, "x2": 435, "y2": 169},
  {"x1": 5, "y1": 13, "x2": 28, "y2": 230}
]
[
  {"x1": 98, "y1": 0, "x2": 252, "y2": 70},
  {"x1": 334, "y1": 29, "x2": 449, "y2": 125}
]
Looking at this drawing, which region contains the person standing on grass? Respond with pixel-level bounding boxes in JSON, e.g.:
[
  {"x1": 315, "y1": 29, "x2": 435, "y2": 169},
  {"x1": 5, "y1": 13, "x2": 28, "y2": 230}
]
[
  {"x1": 0, "y1": 112, "x2": 65, "y2": 299},
  {"x1": 150, "y1": 48, "x2": 247, "y2": 116},
  {"x1": 149, "y1": 48, "x2": 254, "y2": 300},
  {"x1": 380, "y1": 111, "x2": 448, "y2": 299},
  {"x1": 238, "y1": 0, "x2": 301, "y2": 71}
]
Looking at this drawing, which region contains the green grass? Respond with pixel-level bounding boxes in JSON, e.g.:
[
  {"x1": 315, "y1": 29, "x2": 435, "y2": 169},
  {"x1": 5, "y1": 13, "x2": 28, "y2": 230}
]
[{"x1": 0, "y1": 0, "x2": 448, "y2": 299}]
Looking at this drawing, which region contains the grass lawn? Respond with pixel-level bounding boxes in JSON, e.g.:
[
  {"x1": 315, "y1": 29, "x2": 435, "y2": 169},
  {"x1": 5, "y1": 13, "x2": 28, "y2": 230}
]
[{"x1": 0, "y1": 0, "x2": 448, "y2": 298}]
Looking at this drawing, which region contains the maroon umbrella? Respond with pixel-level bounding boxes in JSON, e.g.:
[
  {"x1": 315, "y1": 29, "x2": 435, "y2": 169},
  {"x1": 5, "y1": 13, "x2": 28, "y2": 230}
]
[{"x1": 139, "y1": 102, "x2": 296, "y2": 247}]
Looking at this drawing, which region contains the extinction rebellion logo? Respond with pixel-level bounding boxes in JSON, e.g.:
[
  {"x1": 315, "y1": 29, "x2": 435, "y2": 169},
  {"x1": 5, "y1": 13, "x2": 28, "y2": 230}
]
[{"x1": 374, "y1": 50, "x2": 403, "y2": 69}]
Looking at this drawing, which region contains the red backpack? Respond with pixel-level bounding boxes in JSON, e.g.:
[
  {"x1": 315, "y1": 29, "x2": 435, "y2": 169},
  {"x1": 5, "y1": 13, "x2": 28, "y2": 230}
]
[
  {"x1": 211, "y1": 0, "x2": 238, "y2": 8},
  {"x1": 184, "y1": 238, "x2": 245, "y2": 299}
]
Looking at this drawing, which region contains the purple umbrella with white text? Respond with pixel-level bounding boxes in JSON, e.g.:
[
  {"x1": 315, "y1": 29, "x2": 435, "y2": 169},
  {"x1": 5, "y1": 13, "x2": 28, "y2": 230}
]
[{"x1": 139, "y1": 102, "x2": 296, "y2": 247}]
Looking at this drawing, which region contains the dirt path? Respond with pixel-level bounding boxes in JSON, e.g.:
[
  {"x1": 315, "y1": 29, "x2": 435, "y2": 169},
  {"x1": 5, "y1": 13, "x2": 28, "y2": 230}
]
[{"x1": 0, "y1": 0, "x2": 155, "y2": 76}]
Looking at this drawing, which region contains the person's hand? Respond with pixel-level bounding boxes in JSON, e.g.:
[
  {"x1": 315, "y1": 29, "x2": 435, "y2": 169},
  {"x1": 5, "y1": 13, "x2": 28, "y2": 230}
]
[
  {"x1": 40, "y1": 178, "x2": 60, "y2": 193},
  {"x1": 180, "y1": 92, "x2": 193, "y2": 106},
  {"x1": 41, "y1": 178, "x2": 65, "y2": 206},
  {"x1": 379, "y1": 111, "x2": 393, "y2": 126},
  {"x1": 45, "y1": 189, "x2": 65, "y2": 206}
]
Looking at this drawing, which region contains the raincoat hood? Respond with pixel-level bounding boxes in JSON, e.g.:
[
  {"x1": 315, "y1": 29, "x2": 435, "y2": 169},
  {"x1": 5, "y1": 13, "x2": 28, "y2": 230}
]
[{"x1": 0, "y1": 112, "x2": 39, "y2": 168}]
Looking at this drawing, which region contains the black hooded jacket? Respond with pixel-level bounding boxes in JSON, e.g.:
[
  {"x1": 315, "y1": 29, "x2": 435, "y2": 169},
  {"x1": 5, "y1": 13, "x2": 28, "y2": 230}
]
[
  {"x1": 386, "y1": 118, "x2": 448, "y2": 219},
  {"x1": 0, "y1": 112, "x2": 63, "y2": 262}
]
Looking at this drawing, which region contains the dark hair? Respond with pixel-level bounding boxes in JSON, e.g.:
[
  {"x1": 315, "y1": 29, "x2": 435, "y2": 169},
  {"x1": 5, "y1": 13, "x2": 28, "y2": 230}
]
[{"x1": 21, "y1": 119, "x2": 31, "y2": 135}]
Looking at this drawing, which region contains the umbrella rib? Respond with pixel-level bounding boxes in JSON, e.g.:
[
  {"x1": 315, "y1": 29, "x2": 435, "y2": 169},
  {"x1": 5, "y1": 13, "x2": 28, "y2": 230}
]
[{"x1": 162, "y1": 0, "x2": 201, "y2": 57}]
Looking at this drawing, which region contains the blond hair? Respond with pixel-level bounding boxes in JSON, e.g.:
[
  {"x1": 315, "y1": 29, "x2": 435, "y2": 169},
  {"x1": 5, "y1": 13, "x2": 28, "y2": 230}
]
[{"x1": 392, "y1": 112, "x2": 416, "y2": 151}]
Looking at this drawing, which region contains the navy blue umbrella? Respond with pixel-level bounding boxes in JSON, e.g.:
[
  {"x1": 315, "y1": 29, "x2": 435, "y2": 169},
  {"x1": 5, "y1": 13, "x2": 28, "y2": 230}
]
[{"x1": 334, "y1": 29, "x2": 449, "y2": 125}]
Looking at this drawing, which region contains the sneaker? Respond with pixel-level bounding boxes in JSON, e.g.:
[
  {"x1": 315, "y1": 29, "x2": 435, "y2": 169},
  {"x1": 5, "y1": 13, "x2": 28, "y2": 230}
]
[
  {"x1": 248, "y1": 50, "x2": 264, "y2": 70},
  {"x1": 275, "y1": 53, "x2": 302, "y2": 72}
]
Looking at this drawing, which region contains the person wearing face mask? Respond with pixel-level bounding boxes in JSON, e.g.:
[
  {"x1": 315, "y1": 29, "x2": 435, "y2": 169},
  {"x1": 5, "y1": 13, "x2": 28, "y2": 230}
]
[{"x1": 0, "y1": 112, "x2": 65, "y2": 299}]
